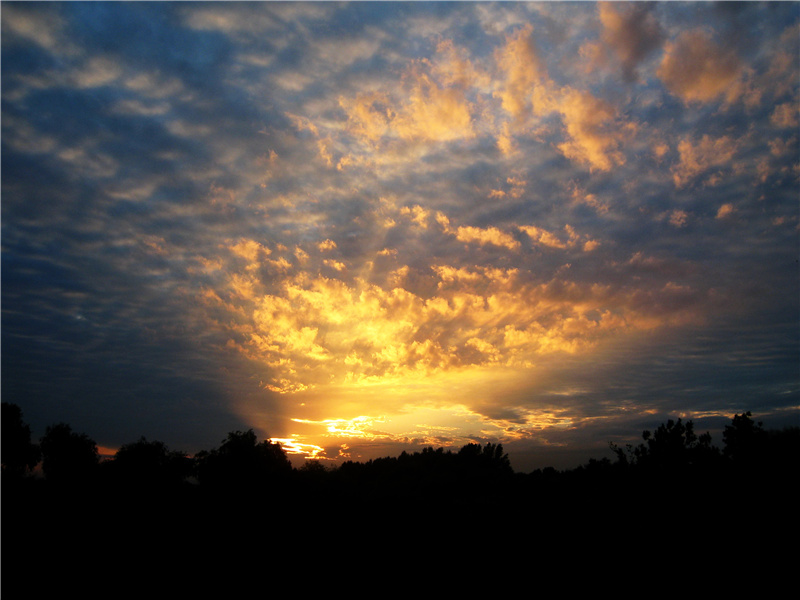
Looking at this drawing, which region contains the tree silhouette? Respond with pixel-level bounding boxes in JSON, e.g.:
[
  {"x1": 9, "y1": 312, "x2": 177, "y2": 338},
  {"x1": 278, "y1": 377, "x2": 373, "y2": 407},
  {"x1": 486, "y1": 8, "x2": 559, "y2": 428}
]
[
  {"x1": 39, "y1": 422, "x2": 99, "y2": 485},
  {"x1": 108, "y1": 436, "x2": 192, "y2": 489},
  {"x1": 194, "y1": 429, "x2": 291, "y2": 490},
  {"x1": 722, "y1": 411, "x2": 766, "y2": 466},
  {"x1": 611, "y1": 417, "x2": 719, "y2": 474},
  {"x1": 457, "y1": 442, "x2": 513, "y2": 475},
  {"x1": 1, "y1": 402, "x2": 41, "y2": 478}
]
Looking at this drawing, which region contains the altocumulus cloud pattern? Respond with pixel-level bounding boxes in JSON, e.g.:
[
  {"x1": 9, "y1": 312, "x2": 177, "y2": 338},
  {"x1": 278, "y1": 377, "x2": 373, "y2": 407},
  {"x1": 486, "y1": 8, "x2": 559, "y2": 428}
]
[{"x1": 2, "y1": 2, "x2": 798, "y2": 471}]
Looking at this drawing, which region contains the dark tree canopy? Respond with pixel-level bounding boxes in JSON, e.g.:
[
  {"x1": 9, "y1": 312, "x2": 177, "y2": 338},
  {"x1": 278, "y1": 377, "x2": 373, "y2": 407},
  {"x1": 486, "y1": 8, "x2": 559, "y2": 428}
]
[
  {"x1": 194, "y1": 429, "x2": 292, "y2": 490},
  {"x1": 611, "y1": 417, "x2": 719, "y2": 474},
  {"x1": 336, "y1": 441, "x2": 514, "y2": 494},
  {"x1": 457, "y1": 442, "x2": 513, "y2": 474},
  {"x1": 39, "y1": 422, "x2": 99, "y2": 484},
  {"x1": 108, "y1": 436, "x2": 193, "y2": 488},
  {"x1": 722, "y1": 411, "x2": 766, "y2": 464},
  {"x1": 1, "y1": 402, "x2": 41, "y2": 477}
]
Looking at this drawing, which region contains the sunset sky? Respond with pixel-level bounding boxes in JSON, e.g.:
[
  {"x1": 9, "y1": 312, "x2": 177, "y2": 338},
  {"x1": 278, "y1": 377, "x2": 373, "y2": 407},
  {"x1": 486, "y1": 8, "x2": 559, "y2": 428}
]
[{"x1": 3, "y1": 1, "x2": 798, "y2": 472}]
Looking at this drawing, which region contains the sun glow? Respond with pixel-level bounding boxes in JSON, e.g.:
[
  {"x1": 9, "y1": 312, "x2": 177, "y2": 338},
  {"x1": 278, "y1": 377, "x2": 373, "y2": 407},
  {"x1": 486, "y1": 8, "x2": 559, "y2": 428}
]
[
  {"x1": 251, "y1": 359, "x2": 586, "y2": 462},
  {"x1": 269, "y1": 437, "x2": 326, "y2": 459}
]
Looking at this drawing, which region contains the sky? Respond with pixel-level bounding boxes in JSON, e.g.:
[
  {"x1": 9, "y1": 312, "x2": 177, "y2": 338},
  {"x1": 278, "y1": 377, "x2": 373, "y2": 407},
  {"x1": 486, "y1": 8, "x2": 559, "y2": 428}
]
[{"x1": 2, "y1": 1, "x2": 798, "y2": 472}]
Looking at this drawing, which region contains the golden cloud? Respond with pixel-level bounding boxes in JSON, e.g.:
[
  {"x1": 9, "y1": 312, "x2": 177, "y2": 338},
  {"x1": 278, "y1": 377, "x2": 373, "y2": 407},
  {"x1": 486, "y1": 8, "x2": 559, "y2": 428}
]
[
  {"x1": 203, "y1": 236, "x2": 709, "y2": 396},
  {"x1": 551, "y1": 87, "x2": 629, "y2": 172},
  {"x1": 493, "y1": 24, "x2": 546, "y2": 122},
  {"x1": 339, "y1": 92, "x2": 392, "y2": 144},
  {"x1": 430, "y1": 39, "x2": 491, "y2": 91},
  {"x1": 454, "y1": 225, "x2": 521, "y2": 250},
  {"x1": 340, "y1": 59, "x2": 476, "y2": 147},
  {"x1": 392, "y1": 71, "x2": 476, "y2": 142}
]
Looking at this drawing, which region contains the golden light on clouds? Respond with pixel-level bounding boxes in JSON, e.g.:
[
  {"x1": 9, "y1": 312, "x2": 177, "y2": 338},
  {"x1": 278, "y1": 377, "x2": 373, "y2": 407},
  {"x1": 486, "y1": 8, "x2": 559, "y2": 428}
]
[
  {"x1": 4, "y1": 2, "x2": 796, "y2": 472},
  {"x1": 202, "y1": 190, "x2": 714, "y2": 461},
  {"x1": 657, "y1": 29, "x2": 743, "y2": 105}
]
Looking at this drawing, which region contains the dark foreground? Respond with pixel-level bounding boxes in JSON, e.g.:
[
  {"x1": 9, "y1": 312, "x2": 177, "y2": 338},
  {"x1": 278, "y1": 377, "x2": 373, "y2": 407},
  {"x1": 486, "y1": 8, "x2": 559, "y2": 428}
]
[{"x1": 3, "y1": 410, "x2": 798, "y2": 593}]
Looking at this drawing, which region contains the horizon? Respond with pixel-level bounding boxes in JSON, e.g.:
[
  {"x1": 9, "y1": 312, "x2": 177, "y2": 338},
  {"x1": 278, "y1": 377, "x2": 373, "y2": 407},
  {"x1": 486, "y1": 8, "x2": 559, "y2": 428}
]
[
  {"x1": 2, "y1": 1, "x2": 798, "y2": 475},
  {"x1": 7, "y1": 400, "x2": 786, "y2": 476}
]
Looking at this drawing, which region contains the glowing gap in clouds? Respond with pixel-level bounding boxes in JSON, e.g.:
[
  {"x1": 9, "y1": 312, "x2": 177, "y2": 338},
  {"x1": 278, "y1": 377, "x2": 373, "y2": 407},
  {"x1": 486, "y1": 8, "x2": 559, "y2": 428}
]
[
  {"x1": 270, "y1": 437, "x2": 326, "y2": 460},
  {"x1": 270, "y1": 376, "x2": 591, "y2": 462}
]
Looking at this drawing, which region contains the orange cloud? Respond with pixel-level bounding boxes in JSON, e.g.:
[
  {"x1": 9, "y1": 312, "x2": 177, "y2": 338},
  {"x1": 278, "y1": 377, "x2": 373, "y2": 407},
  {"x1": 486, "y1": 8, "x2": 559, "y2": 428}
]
[
  {"x1": 493, "y1": 24, "x2": 546, "y2": 122},
  {"x1": 771, "y1": 102, "x2": 799, "y2": 129},
  {"x1": 716, "y1": 203, "x2": 735, "y2": 219},
  {"x1": 339, "y1": 55, "x2": 476, "y2": 147},
  {"x1": 454, "y1": 225, "x2": 520, "y2": 250},
  {"x1": 657, "y1": 29, "x2": 743, "y2": 104},
  {"x1": 552, "y1": 87, "x2": 630, "y2": 172},
  {"x1": 207, "y1": 237, "x2": 709, "y2": 398},
  {"x1": 519, "y1": 225, "x2": 567, "y2": 249},
  {"x1": 391, "y1": 69, "x2": 475, "y2": 142},
  {"x1": 671, "y1": 134, "x2": 738, "y2": 188},
  {"x1": 400, "y1": 204, "x2": 431, "y2": 229},
  {"x1": 227, "y1": 238, "x2": 270, "y2": 263},
  {"x1": 430, "y1": 39, "x2": 491, "y2": 91},
  {"x1": 669, "y1": 210, "x2": 689, "y2": 228},
  {"x1": 340, "y1": 91, "x2": 392, "y2": 143},
  {"x1": 519, "y1": 223, "x2": 600, "y2": 252}
]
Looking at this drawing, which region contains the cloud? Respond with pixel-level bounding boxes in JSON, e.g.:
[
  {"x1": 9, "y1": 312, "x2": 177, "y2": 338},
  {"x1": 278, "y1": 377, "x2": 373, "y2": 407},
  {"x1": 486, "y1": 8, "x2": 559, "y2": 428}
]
[
  {"x1": 72, "y1": 56, "x2": 123, "y2": 89},
  {"x1": 430, "y1": 39, "x2": 491, "y2": 92},
  {"x1": 548, "y1": 87, "x2": 631, "y2": 172},
  {"x1": 771, "y1": 102, "x2": 799, "y2": 129},
  {"x1": 657, "y1": 29, "x2": 744, "y2": 104},
  {"x1": 671, "y1": 134, "x2": 739, "y2": 188},
  {"x1": 3, "y1": 2, "x2": 798, "y2": 470},
  {"x1": 182, "y1": 4, "x2": 283, "y2": 37},
  {"x1": 1, "y1": 3, "x2": 79, "y2": 55},
  {"x1": 453, "y1": 225, "x2": 520, "y2": 250},
  {"x1": 340, "y1": 62, "x2": 477, "y2": 146},
  {"x1": 400, "y1": 205, "x2": 431, "y2": 229},
  {"x1": 198, "y1": 217, "x2": 712, "y2": 401},
  {"x1": 493, "y1": 24, "x2": 547, "y2": 122},
  {"x1": 123, "y1": 70, "x2": 186, "y2": 100},
  {"x1": 597, "y1": 2, "x2": 664, "y2": 81},
  {"x1": 716, "y1": 203, "x2": 736, "y2": 219},
  {"x1": 340, "y1": 92, "x2": 392, "y2": 144},
  {"x1": 391, "y1": 69, "x2": 475, "y2": 142},
  {"x1": 519, "y1": 225, "x2": 567, "y2": 249},
  {"x1": 669, "y1": 210, "x2": 689, "y2": 228}
]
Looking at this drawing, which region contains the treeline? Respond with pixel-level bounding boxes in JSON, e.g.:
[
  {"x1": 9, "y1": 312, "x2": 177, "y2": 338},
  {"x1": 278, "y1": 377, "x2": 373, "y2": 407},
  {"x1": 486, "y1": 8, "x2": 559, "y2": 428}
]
[
  {"x1": 4, "y1": 401, "x2": 798, "y2": 515},
  {"x1": 3, "y1": 401, "x2": 798, "y2": 493},
  {"x1": 2, "y1": 400, "x2": 519, "y2": 501},
  {"x1": 2, "y1": 401, "x2": 798, "y2": 593}
]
